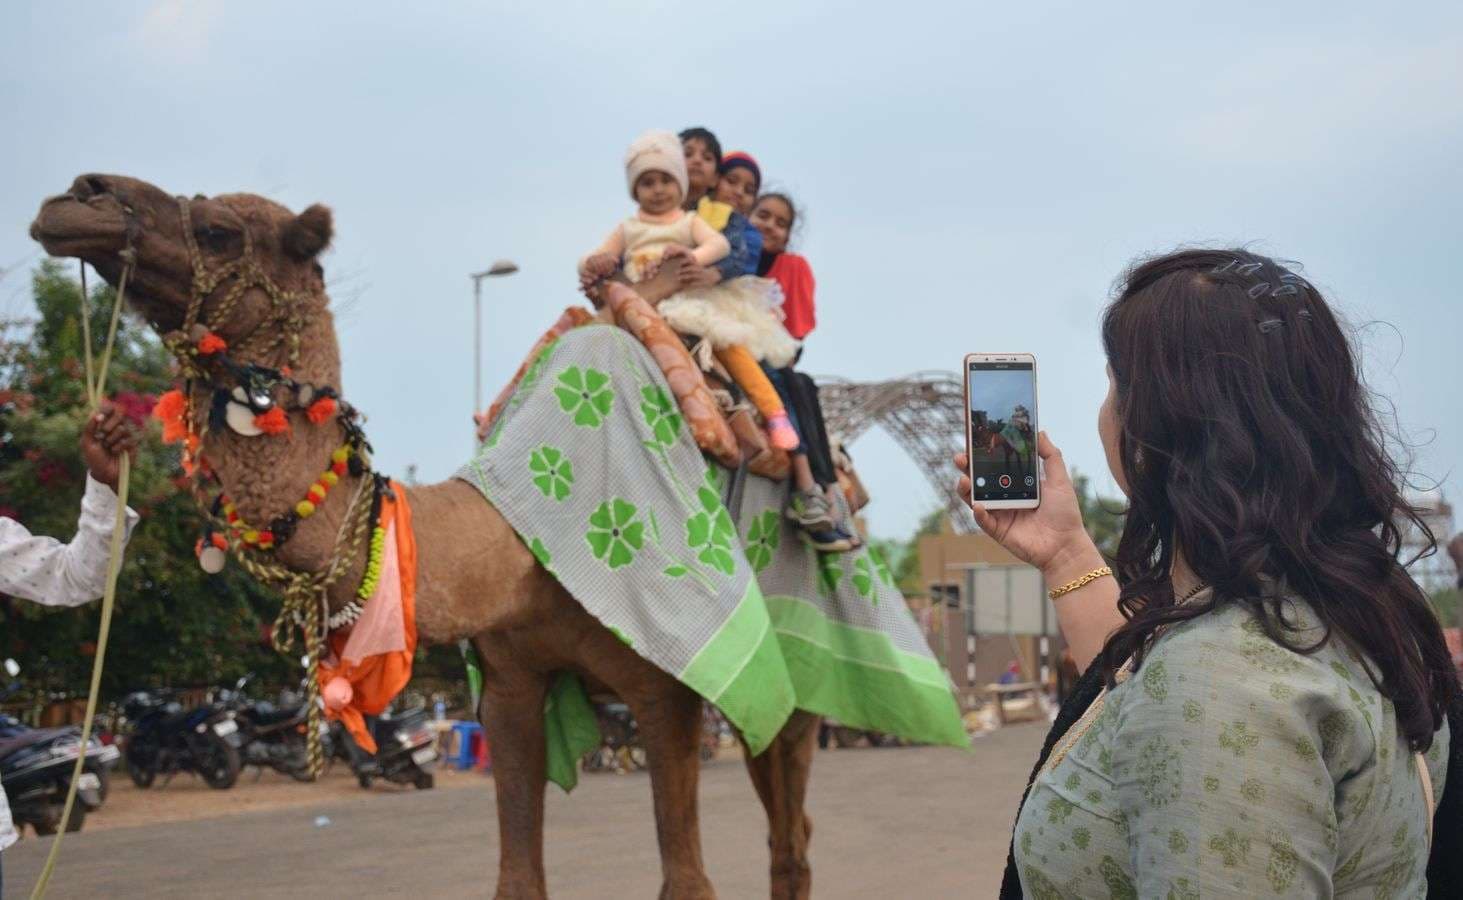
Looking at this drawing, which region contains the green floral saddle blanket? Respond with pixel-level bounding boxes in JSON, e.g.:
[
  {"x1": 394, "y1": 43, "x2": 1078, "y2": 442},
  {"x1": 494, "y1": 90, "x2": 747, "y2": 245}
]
[{"x1": 458, "y1": 325, "x2": 965, "y2": 790}]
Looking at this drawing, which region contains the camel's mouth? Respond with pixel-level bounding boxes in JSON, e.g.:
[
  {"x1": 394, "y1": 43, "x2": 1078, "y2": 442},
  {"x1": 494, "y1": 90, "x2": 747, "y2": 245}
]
[
  {"x1": 29, "y1": 178, "x2": 131, "y2": 262},
  {"x1": 30, "y1": 174, "x2": 193, "y2": 332}
]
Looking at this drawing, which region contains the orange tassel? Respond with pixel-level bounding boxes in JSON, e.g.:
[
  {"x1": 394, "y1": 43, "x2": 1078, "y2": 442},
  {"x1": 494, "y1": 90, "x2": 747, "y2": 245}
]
[
  {"x1": 254, "y1": 407, "x2": 291, "y2": 435},
  {"x1": 197, "y1": 332, "x2": 228, "y2": 355},
  {"x1": 306, "y1": 397, "x2": 337, "y2": 424},
  {"x1": 153, "y1": 389, "x2": 189, "y2": 445}
]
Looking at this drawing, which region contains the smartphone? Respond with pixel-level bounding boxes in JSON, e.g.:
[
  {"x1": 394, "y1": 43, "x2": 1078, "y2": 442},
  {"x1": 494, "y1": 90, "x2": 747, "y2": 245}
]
[{"x1": 964, "y1": 353, "x2": 1039, "y2": 509}]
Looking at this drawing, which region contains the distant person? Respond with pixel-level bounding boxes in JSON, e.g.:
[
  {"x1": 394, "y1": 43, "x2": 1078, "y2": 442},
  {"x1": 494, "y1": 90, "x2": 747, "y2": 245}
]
[
  {"x1": 0, "y1": 400, "x2": 139, "y2": 886},
  {"x1": 957, "y1": 249, "x2": 1458, "y2": 896}
]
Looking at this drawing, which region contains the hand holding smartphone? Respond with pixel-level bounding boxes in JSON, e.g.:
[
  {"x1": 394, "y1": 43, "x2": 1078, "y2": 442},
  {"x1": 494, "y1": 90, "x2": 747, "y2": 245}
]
[{"x1": 963, "y1": 353, "x2": 1039, "y2": 509}]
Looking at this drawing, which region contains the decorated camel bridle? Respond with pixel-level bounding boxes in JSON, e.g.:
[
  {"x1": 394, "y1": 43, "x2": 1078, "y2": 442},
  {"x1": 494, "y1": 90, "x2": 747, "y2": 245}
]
[{"x1": 150, "y1": 195, "x2": 391, "y2": 777}]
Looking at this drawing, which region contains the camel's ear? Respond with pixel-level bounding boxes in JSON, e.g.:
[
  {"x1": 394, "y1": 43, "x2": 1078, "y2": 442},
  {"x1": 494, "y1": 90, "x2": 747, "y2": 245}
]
[{"x1": 282, "y1": 204, "x2": 334, "y2": 261}]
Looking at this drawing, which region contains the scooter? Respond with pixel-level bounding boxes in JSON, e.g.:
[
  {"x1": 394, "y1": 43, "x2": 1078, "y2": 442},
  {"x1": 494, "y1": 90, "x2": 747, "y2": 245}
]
[
  {"x1": 0, "y1": 659, "x2": 121, "y2": 835},
  {"x1": 328, "y1": 705, "x2": 437, "y2": 789},
  {"x1": 121, "y1": 688, "x2": 243, "y2": 790}
]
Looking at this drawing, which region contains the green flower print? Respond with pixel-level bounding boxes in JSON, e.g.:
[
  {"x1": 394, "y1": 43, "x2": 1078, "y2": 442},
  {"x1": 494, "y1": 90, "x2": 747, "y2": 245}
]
[
  {"x1": 587, "y1": 499, "x2": 645, "y2": 570},
  {"x1": 745, "y1": 509, "x2": 781, "y2": 573},
  {"x1": 555, "y1": 366, "x2": 613, "y2": 427},
  {"x1": 517, "y1": 339, "x2": 558, "y2": 399},
  {"x1": 1136, "y1": 734, "x2": 1183, "y2": 807},
  {"x1": 817, "y1": 552, "x2": 844, "y2": 595},
  {"x1": 640, "y1": 385, "x2": 683, "y2": 448},
  {"x1": 852, "y1": 556, "x2": 881, "y2": 604},
  {"x1": 871, "y1": 547, "x2": 895, "y2": 587},
  {"x1": 1218, "y1": 720, "x2": 1261, "y2": 757},
  {"x1": 1098, "y1": 857, "x2": 1137, "y2": 900},
  {"x1": 1209, "y1": 828, "x2": 1251, "y2": 868},
  {"x1": 529, "y1": 445, "x2": 574, "y2": 501},
  {"x1": 527, "y1": 537, "x2": 553, "y2": 571},
  {"x1": 685, "y1": 482, "x2": 737, "y2": 576}
]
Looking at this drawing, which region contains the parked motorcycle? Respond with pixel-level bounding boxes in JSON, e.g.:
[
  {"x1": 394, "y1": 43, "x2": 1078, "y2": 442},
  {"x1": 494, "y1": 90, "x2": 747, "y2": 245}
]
[
  {"x1": 328, "y1": 705, "x2": 437, "y2": 789},
  {"x1": 0, "y1": 659, "x2": 120, "y2": 835},
  {"x1": 581, "y1": 702, "x2": 647, "y2": 774},
  {"x1": 121, "y1": 688, "x2": 242, "y2": 789},
  {"x1": 218, "y1": 675, "x2": 315, "y2": 782}
]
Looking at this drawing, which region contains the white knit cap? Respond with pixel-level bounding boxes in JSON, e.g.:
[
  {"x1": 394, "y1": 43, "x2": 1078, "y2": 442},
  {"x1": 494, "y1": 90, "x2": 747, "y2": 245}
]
[{"x1": 624, "y1": 129, "x2": 688, "y2": 201}]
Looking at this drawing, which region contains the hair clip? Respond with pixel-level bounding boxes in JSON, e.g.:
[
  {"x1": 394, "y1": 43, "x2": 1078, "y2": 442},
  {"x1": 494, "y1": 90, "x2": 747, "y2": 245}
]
[
  {"x1": 1236, "y1": 261, "x2": 1263, "y2": 276},
  {"x1": 1257, "y1": 318, "x2": 1284, "y2": 334},
  {"x1": 1246, "y1": 282, "x2": 1271, "y2": 299},
  {"x1": 1296, "y1": 309, "x2": 1313, "y2": 321},
  {"x1": 1211, "y1": 260, "x2": 1238, "y2": 275},
  {"x1": 1270, "y1": 284, "x2": 1298, "y2": 297}
]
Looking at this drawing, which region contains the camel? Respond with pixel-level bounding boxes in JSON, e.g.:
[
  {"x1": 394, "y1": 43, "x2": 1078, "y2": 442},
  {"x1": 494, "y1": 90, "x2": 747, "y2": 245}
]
[
  {"x1": 971, "y1": 412, "x2": 1020, "y2": 472},
  {"x1": 31, "y1": 174, "x2": 819, "y2": 900}
]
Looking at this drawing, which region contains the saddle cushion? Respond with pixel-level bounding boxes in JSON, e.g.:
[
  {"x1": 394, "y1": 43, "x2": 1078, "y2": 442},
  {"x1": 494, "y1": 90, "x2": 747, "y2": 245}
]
[{"x1": 603, "y1": 283, "x2": 741, "y2": 469}]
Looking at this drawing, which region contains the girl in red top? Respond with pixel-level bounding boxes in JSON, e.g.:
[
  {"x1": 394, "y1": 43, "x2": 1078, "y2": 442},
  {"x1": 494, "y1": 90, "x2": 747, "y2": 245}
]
[
  {"x1": 751, "y1": 193, "x2": 858, "y2": 550},
  {"x1": 752, "y1": 193, "x2": 815, "y2": 341}
]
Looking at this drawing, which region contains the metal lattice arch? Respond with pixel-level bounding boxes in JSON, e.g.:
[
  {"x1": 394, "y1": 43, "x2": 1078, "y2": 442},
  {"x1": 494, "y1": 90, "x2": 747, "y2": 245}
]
[{"x1": 816, "y1": 372, "x2": 975, "y2": 533}]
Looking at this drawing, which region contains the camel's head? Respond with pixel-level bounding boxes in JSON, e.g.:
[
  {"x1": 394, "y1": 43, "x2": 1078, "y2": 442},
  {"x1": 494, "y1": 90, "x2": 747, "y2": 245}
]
[{"x1": 31, "y1": 174, "x2": 334, "y2": 355}]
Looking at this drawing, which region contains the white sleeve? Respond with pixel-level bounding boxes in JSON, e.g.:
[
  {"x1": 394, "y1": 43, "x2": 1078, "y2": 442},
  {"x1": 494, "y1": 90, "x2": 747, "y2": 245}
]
[{"x1": 0, "y1": 475, "x2": 140, "y2": 607}]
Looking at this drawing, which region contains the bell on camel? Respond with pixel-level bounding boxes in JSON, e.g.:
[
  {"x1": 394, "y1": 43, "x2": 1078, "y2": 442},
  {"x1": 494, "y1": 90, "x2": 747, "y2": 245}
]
[{"x1": 198, "y1": 543, "x2": 227, "y2": 574}]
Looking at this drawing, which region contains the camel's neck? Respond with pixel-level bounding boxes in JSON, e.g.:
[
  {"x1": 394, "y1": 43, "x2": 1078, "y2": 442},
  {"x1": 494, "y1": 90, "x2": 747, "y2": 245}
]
[{"x1": 193, "y1": 309, "x2": 367, "y2": 580}]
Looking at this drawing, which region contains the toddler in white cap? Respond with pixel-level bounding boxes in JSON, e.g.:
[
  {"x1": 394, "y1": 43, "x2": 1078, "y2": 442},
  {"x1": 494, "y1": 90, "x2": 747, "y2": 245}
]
[{"x1": 580, "y1": 129, "x2": 729, "y2": 285}]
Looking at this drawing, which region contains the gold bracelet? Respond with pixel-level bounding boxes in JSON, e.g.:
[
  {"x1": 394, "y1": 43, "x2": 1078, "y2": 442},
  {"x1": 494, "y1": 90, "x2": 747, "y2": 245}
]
[{"x1": 1048, "y1": 566, "x2": 1113, "y2": 599}]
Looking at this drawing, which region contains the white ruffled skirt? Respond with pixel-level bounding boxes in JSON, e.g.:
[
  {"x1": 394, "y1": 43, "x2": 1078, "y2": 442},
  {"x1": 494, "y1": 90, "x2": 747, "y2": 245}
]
[{"x1": 658, "y1": 276, "x2": 800, "y2": 368}]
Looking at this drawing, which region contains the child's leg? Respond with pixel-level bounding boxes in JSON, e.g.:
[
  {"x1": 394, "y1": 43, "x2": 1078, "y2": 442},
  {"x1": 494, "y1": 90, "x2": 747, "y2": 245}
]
[
  {"x1": 715, "y1": 346, "x2": 798, "y2": 449},
  {"x1": 791, "y1": 453, "x2": 818, "y2": 494}
]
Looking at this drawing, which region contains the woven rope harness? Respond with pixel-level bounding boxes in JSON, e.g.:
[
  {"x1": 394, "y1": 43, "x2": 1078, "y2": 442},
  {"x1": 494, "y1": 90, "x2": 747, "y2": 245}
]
[{"x1": 164, "y1": 196, "x2": 376, "y2": 779}]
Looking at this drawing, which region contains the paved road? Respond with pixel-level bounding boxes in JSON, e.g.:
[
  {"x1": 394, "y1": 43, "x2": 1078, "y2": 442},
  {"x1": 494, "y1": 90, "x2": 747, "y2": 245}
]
[{"x1": 3, "y1": 722, "x2": 1044, "y2": 898}]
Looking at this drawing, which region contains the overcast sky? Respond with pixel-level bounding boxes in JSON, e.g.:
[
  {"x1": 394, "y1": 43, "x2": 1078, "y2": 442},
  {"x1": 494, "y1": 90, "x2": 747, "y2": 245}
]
[
  {"x1": 967, "y1": 369, "x2": 1035, "y2": 424},
  {"x1": 3, "y1": 1, "x2": 1459, "y2": 540}
]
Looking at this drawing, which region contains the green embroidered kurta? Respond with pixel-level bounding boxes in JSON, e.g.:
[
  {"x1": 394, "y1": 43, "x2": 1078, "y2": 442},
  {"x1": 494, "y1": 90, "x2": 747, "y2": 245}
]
[{"x1": 1014, "y1": 598, "x2": 1449, "y2": 898}]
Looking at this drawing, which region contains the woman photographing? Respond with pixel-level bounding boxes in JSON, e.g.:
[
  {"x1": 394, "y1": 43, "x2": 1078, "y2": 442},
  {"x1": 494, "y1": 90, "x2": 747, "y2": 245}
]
[{"x1": 959, "y1": 249, "x2": 1458, "y2": 896}]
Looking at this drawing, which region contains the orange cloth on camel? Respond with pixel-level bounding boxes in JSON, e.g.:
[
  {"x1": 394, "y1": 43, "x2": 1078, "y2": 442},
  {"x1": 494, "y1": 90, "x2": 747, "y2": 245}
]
[{"x1": 318, "y1": 482, "x2": 417, "y2": 754}]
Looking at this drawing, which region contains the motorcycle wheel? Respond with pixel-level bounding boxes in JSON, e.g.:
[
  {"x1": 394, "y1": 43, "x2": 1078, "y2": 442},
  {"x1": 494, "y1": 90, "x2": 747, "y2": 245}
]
[
  {"x1": 198, "y1": 736, "x2": 242, "y2": 790},
  {"x1": 127, "y1": 760, "x2": 157, "y2": 789},
  {"x1": 87, "y1": 763, "x2": 112, "y2": 803},
  {"x1": 357, "y1": 773, "x2": 374, "y2": 789},
  {"x1": 413, "y1": 771, "x2": 435, "y2": 790},
  {"x1": 32, "y1": 802, "x2": 85, "y2": 835}
]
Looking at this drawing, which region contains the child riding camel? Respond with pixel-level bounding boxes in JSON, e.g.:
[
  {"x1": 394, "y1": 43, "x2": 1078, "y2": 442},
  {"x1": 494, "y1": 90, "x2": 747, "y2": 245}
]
[{"x1": 579, "y1": 130, "x2": 799, "y2": 451}]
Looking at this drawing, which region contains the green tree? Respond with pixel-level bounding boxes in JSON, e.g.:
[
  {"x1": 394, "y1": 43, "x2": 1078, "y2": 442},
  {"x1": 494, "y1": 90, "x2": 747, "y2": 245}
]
[
  {"x1": 1, "y1": 261, "x2": 294, "y2": 704},
  {"x1": 1431, "y1": 587, "x2": 1460, "y2": 629}
]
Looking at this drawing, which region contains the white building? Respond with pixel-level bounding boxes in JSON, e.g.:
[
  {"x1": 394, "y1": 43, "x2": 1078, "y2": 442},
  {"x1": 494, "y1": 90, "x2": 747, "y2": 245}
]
[{"x1": 1402, "y1": 490, "x2": 1456, "y2": 592}]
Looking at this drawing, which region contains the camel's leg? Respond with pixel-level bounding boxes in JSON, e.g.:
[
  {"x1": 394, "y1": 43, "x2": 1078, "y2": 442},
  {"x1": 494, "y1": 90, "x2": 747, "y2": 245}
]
[
  {"x1": 583, "y1": 634, "x2": 715, "y2": 900},
  {"x1": 474, "y1": 636, "x2": 552, "y2": 900},
  {"x1": 741, "y1": 711, "x2": 820, "y2": 900},
  {"x1": 623, "y1": 682, "x2": 717, "y2": 900}
]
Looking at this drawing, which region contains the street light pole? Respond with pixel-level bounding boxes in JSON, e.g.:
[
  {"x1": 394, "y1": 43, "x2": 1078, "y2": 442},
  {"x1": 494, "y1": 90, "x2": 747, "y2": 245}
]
[{"x1": 469, "y1": 259, "x2": 520, "y2": 422}]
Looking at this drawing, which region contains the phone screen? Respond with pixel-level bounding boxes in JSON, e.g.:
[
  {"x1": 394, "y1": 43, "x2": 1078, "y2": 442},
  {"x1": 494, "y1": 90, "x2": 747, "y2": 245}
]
[{"x1": 967, "y1": 359, "x2": 1038, "y2": 502}]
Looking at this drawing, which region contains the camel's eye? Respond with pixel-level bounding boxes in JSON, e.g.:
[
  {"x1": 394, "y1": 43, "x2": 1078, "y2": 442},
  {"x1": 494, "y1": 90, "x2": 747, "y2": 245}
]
[{"x1": 195, "y1": 223, "x2": 239, "y2": 252}]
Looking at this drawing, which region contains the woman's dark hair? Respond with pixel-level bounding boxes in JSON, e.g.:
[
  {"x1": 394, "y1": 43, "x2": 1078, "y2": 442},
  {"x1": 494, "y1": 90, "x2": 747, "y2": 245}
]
[
  {"x1": 678, "y1": 127, "x2": 722, "y2": 168},
  {"x1": 1098, "y1": 247, "x2": 1456, "y2": 750}
]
